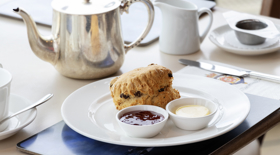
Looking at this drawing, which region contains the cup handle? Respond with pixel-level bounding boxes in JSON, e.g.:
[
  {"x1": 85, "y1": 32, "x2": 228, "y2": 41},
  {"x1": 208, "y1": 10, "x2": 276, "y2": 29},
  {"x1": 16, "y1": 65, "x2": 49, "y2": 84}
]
[
  {"x1": 198, "y1": 8, "x2": 213, "y2": 43},
  {"x1": 120, "y1": 0, "x2": 155, "y2": 53},
  {"x1": 0, "y1": 64, "x2": 2, "y2": 68}
]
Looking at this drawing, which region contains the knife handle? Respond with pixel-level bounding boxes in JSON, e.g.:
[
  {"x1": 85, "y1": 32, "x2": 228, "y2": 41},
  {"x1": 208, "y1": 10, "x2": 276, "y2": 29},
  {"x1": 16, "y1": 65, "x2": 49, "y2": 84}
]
[{"x1": 249, "y1": 71, "x2": 280, "y2": 83}]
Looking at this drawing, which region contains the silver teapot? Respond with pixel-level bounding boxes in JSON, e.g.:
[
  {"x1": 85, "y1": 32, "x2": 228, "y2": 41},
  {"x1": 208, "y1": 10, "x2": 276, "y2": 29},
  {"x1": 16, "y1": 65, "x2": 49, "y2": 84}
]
[{"x1": 14, "y1": 0, "x2": 154, "y2": 79}]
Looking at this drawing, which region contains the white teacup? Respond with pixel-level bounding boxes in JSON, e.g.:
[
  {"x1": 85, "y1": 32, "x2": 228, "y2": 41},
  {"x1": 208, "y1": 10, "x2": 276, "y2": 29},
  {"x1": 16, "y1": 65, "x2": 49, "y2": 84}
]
[
  {"x1": 155, "y1": 0, "x2": 213, "y2": 55},
  {"x1": 0, "y1": 64, "x2": 12, "y2": 132}
]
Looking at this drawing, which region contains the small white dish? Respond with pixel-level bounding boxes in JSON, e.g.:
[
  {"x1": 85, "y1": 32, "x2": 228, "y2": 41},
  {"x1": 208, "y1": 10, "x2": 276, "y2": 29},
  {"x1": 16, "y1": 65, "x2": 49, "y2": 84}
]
[
  {"x1": 209, "y1": 24, "x2": 280, "y2": 55},
  {"x1": 116, "y1": 105, "x2": 168, "y2": 138},
  {"x1": 166, "y1": 97, "x2": 217, "y2": 131},
  {"x1": 0, "y1": 94, "x2": 37, "y2": 141}
]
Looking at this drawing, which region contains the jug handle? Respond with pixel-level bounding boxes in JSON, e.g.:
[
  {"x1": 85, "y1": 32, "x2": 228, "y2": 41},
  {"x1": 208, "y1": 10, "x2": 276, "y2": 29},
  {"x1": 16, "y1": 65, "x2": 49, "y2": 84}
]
[
  {"x1": 120, "y1": 0, "x2": 155, "y2": 53},
  {"x1": 198, "y1": 8, "x2": 213, "y2": 43}
]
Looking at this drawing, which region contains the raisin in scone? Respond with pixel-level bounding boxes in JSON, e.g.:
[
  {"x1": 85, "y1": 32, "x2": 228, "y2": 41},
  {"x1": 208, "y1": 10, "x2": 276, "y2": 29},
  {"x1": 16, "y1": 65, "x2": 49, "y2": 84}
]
[{"x1": 110, "y1": 64, "x2": 180, "y2": 110}]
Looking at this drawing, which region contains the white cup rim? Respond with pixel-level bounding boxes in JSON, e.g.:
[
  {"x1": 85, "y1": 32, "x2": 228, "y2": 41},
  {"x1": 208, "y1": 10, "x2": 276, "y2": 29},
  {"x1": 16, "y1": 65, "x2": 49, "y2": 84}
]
[
  {"x1": 154, "y1": 0, "x2": 198, "y2": 11},
  {"x1": 0, "y1": 68, "x2": 12, "y2": 88}
]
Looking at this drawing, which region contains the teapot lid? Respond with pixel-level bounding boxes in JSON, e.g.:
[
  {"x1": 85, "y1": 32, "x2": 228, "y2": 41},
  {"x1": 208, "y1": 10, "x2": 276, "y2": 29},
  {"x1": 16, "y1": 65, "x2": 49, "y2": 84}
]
[{"x1": 51, "y1": 0, "x2": 121, "y2": 15}]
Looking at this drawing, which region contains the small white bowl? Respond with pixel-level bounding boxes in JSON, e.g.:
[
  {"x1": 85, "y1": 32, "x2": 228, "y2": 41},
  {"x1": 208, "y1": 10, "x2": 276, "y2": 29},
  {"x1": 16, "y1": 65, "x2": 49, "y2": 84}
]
[
  {"x1": 116, "y1": 105, "x2": 169, "y2": 138},
  {"x1": 166, "y1": 97, "x2": 218, "y2": 131}
]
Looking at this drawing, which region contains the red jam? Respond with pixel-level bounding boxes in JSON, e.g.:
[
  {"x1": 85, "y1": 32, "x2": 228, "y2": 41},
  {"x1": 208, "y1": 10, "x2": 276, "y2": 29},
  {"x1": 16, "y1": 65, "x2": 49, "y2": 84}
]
[{"x1": 119, "y1": 110, "x2": 164, "y2": 126}]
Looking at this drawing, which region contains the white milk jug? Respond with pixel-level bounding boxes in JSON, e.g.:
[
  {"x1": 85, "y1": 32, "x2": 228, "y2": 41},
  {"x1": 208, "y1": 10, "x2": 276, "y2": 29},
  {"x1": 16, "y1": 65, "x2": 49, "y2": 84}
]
[{"x1": 154, "y1": 0, "x2": 213, "y2": 55}]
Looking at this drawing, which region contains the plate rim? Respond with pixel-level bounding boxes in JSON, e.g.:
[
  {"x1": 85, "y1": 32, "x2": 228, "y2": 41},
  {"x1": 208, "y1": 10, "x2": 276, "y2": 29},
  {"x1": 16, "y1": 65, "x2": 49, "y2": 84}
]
[{"x1": 61, "y1": 73, "x2": 250, "y2": 147}]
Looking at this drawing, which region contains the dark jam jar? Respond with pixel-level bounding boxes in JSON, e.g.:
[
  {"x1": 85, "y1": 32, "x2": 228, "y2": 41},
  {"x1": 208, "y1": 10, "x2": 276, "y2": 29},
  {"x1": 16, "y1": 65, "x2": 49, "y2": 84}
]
[{"x1": 119, "y1": 110, "x2": 165, "y2": 126}]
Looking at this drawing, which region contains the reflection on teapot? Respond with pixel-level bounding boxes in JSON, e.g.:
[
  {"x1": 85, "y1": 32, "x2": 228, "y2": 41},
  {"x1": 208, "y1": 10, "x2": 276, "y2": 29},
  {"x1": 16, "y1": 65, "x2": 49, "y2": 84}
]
[{"x1": 14, "y1": 0, "x2": 154, "y2": 79}]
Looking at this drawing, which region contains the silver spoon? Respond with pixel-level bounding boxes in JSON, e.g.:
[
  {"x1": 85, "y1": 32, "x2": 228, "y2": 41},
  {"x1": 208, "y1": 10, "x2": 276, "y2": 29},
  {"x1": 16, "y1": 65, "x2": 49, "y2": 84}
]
[{"x1": 0, "y1": 94, "x2": 53, "y2": 125}]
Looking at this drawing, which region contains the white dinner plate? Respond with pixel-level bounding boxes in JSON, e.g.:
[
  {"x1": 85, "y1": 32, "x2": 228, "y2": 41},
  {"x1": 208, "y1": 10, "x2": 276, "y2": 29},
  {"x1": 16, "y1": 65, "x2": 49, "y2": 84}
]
[
  {"x1": 61, "y1": 74, "x2": 250, "y2": 147},
  {"x1": 209, "y1": 24, "x2": 280, "y2": 55},
  {"x1": 0, "y1": 94, "x2": 37, "y2": 141}
]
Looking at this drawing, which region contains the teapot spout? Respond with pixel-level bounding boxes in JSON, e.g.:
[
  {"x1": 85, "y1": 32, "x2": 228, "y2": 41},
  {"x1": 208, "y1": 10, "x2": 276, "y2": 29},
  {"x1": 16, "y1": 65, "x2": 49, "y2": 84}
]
[{"x1": 13, "y1": 7, "x2": 58, "y2": 65}]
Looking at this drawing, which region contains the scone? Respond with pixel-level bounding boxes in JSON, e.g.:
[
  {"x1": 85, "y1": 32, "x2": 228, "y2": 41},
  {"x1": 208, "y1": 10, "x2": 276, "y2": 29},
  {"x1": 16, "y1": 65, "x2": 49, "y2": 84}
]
[{"x1": 110, "y1": 64, "x2": 180, "y2": 110}]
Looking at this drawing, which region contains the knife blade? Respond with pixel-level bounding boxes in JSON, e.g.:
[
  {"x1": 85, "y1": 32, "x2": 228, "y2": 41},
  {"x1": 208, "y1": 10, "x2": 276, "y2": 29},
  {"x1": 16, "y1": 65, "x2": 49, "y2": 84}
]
[{"x1": 179, "y1": 59, "x2": 280, "y2": 83}]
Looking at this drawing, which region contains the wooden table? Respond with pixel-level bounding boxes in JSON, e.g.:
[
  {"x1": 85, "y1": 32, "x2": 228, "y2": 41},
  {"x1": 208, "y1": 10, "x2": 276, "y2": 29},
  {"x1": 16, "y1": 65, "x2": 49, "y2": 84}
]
[{"x1": 1, "y1": 6, "x2": 280, "y2": 154}]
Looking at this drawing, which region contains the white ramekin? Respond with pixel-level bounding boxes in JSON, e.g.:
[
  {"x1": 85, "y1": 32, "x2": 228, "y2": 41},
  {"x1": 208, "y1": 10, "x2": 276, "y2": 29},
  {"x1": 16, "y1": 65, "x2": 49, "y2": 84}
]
[
  {"x1": 116, "y1": 105, "x2": 169, "y2": 138},
  {"x1": 166, "y1": 97, "x2": 217, "y2": 131}
]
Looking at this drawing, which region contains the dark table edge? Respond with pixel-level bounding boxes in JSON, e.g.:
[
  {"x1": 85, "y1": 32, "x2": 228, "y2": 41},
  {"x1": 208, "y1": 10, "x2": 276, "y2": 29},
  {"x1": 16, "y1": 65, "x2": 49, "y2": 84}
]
[{"x1": 210, "y1": 108, "x2": 280, "y2": 155}]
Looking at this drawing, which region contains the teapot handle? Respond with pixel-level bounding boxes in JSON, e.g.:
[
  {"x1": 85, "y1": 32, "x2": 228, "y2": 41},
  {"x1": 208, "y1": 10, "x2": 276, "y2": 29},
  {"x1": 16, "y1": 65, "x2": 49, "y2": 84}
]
[
  {"x1": 120, "y1": 0, "x2": 155, "y2": 53},
  {"x1": 198, "y1": 8, "x2": 213, "y2": 43}
]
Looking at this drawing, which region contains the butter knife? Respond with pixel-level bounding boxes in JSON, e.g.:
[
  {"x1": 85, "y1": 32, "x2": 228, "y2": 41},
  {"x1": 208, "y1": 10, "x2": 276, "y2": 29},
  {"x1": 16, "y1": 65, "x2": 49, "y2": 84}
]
[{"x1": 179, "y1": 59, "x2": 280, "y2": 83}]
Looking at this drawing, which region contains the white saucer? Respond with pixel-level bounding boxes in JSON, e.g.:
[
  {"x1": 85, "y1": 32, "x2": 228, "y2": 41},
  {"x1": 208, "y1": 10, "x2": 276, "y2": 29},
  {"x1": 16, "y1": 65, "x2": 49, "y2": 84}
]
[
  {"x1": 209, "y1": 24, "x2": 280, "y2": 55},
  {"x1": 0, "y1": 94, "x2": 37, "y2": 141}
]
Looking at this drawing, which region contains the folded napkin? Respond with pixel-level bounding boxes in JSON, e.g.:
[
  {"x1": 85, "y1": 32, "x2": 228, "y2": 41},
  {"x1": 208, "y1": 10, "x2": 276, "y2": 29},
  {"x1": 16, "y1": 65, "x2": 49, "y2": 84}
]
[{"x1": 177, "y1": 60, "x2": 280, "y2": 100}]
